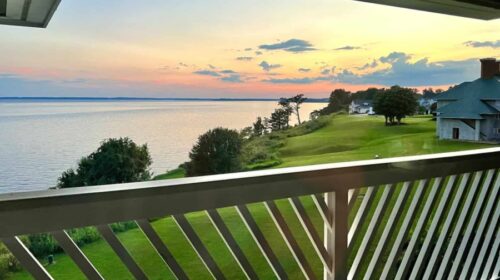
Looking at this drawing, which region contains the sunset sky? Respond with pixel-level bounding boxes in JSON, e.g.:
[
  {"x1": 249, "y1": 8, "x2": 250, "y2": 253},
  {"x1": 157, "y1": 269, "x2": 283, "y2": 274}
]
[{"x1": 0, "y1": 0, "x2": 499, "y2": 98}]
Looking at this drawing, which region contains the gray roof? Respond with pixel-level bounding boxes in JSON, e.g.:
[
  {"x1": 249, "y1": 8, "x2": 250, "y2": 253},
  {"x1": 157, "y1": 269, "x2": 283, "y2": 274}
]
[{"x1": 437, "y1": 77, "x2": 500, "y2": 119}]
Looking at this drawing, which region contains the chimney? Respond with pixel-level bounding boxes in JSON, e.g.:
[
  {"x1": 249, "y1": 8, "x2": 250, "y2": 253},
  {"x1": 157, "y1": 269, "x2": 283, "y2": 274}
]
[{"x1": 480, "y1": 58, "x2": 499, "y2": 79}]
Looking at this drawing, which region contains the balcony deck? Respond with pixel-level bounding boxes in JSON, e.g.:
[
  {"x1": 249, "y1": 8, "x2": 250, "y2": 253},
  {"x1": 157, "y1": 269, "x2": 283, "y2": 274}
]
[{"x1": 1, "y1": 148, "x2": 499, "y2": 279}]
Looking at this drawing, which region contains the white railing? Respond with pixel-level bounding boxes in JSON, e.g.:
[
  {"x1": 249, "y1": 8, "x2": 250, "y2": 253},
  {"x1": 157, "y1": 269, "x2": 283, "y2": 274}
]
[{"x1": 1, "y1": 148, "x2": 500, "y2": 280}]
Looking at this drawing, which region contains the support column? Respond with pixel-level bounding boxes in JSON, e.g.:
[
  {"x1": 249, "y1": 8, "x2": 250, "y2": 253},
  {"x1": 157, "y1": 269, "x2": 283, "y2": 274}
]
[
  {"x1": 324, "y1": 189, "x2": 348, "y2": 280},
  {"x1": 475, "y1": 120, "x2": 481, "y2": 141}
]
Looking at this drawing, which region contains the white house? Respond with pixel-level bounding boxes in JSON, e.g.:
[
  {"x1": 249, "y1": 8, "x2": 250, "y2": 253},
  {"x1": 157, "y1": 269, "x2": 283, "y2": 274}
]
[
  {"x1": 349, "y1": 100, "x2": 374, "y2": 115},
  {"x1": 436, "y1": 58, "x2": 500, "y2": 142}
]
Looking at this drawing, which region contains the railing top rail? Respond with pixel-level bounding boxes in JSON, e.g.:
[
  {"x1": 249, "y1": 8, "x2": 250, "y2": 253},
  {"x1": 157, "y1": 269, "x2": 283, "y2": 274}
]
[{"x1": 1, "y1": 147, "x2": 500, "y2": 237}]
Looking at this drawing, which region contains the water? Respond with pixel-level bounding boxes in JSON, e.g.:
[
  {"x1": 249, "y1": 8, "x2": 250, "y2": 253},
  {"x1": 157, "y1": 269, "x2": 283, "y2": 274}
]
[{"x1": 0, "y1": 100, "x2": 325, "y2": 194}]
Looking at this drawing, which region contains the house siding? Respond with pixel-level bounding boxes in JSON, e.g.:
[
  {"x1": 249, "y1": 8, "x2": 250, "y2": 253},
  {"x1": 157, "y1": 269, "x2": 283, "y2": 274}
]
[
  {"x1": 439, "y1": 119, "x2": 477, "y2": 141},
  {"x1": 480, "y1": 116, "x2": 500, "y2": 141}
]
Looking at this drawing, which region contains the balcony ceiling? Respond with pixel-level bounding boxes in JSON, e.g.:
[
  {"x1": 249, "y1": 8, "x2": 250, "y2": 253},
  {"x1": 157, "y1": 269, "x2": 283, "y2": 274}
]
[
  {"x1": 356, "y1": 0, "x2": 500, "y2": 20},
  {"x1": 0, "y1": 0, "x2": 61, "y2": 28},
  {"x1": 0, "y1": 0, "x2": 498, "y2": 29}
]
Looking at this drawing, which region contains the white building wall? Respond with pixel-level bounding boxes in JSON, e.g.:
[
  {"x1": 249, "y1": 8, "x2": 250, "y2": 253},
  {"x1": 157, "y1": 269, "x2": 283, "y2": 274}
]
[{"x1": 438, "y1": 119, "x2": 477, "y2": 141}]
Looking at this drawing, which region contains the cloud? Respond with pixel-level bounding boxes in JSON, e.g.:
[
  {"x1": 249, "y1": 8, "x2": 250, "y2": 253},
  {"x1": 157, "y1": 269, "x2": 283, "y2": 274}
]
[
  {"x1": 193, "y1": 68, "x2": 245, "y2": 83},
  {"x1": 244, "y1": 48, "x2": 253, "y2": 51},
  {"x1": 236, "y1": 56, "x2": 253, "y2": 61},
  {"x1": 464, "y1": 40, "x2": 500, "y2": 48},
  {"x1": 333, "y1": 52, "x2": 480, "y2": 86},
  {"x1": 357, "y1": 60, "x2": 379, "y2": 70},
  {"x1": 259, "y1": 61, "x2": 282, "y2": 72},
  {"x1": 179, "y1": 62, "x2": 189, "y2": 67},
  {"x1": 321, "y1": 68, "x2": 331, "y2": 75},
  {"x1": 259, "y1": 39, "x2": 316, "y2": 53},
  {"x1": 298, "y1": 68, "x2": 311, "y2": 72},
  {"x1": 264, "y1": 76, "x2": 329, "y2": 84},
  {"x1": 334, "y1": 45, "x2": 361, "y2": 51},
  {"x1": 208, "y1": 64, "x2": 216, "y2": 69},
  {"x1": 193, "y1": 70, "x2": 221, "y2": 77},
  {"x1": 220, "y1": 74, "x2": 244, "y2": 83},
  {"x1": 255, "y1": 51, "x2": 263, "y2": 56}
]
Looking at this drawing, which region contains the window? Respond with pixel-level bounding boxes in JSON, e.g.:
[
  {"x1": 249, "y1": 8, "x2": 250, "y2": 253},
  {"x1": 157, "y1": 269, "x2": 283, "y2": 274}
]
[{"x1": 496, "y1": 128, "x2": 500, "y2": 134}]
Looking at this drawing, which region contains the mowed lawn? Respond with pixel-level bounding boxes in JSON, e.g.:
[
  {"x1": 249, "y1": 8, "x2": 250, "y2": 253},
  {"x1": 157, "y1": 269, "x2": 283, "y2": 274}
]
[{"x1": 7, "y1": 115, "x2": 490, "y2": 279}]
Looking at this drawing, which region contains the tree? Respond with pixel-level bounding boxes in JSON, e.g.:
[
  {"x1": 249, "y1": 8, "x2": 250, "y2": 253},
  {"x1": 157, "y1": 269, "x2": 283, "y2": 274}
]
[
  {"x1": 252, "y1": 117, "x2": 266, "y2": 136},
  {"x1": 269, "y1": 108, "x2": 291, "y2": 131},
  {"x1": 373, "y1": 86, "x2": 418, "y2": 125},
  {"x1": 316, "y1": 89, "x2": 351, "y2": 115},
  {"x1": 186, "y1": 128, "x2": 242, "y2": 176},
  {"x1": 284, "y1": 94, "x2": 307, "y2": 124},
  {"x1": 57, "y1": 137, "x2": 152, "y2": 188}
]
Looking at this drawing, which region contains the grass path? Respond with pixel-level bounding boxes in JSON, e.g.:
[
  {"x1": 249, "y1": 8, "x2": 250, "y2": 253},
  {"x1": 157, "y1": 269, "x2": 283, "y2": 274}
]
[{"x1": 7, "y1": 115, "x2": 490, "y2": 279}]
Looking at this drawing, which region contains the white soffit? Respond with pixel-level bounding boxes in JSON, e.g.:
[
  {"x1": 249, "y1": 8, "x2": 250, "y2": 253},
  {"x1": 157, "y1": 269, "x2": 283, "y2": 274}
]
[
  {"x1": 0, "y1": 0, "x2": 61, "y2": 28},
  {"x1": 356, "y1": 0, "x2": 500, "y2": 20}
]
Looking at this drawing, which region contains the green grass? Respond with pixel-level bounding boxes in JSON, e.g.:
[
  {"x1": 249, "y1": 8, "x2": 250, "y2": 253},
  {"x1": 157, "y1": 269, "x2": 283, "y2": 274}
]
[{"x1": 7, "y1": 115, "x2": 490, "y2": 279}]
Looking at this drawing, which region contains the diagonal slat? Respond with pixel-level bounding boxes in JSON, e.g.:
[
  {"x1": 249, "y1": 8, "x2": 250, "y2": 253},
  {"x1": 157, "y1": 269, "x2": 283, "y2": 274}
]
[
  {"x1": 422, "y1": 173, "x2": 471, "y2": 279},
  {"x1": 481, "y1": 230, "x2": 500, "y2": 279},
  {"x1": 52, "y1": 230, "x2": 104, "y2": 280},
  {"x1": 364, "y1": 181, "x2": 411, "y2": 279},
  {"x1": 488, "y1": 240, "x2": 500, "y2": 280},
  {"x1": 349, "y1": 184, "x2": 394, "y2": 280},
  {"x1": 236, "y1": 205, "x2": 287, "y2": 279},
  {"x1": 265, "y1": 201, "x2": 316, "y2": 280},
  {"x1": 472, "y1": 199, "x2": 499, "y2": 280},
  {"x1": 348, "y1": 186, "x2": 375, "y2": 246},
  {"x1": 447, "y1": 169, "x2": 495, "y2": 279},
  {"x1": 289, "y1": 197, "x2": 332, "y2": 273},
  {"x1": 2, "y1": 236, "x2": 53, "y2": 280},
  {"x1": 409, "y1": 175, "x2": 457, "y2": 280},
  {"x1": 435, "y1": 171, "x2": 485, "y2": 279},
  {"x1": 395, "y1": 177, "x2": 443, "y2": 279},
  {"x1": 136, "y1": 219, "x2": 188, "y2": 280},
  {"x1": 380, "y1": 179, "x2": 426, "y2": 279},
  {"x1": 312, "y1": 194, "x2": 333, "y2": 231},
  {"x1": 461, "y1": 170, "x2": 500, "y2": 278},
  {"x1": 96, "y1": 224, "x2": 147, "y2": 280},
  {"x1": 348, "y1": 189, "x2": 359, "y2": 213},
  {"x1": 173, "y1": 214, "x2": 226, "y2": 280},
  {"x1": 206, "y1": 209, "x2": 258, "y2": 280}
]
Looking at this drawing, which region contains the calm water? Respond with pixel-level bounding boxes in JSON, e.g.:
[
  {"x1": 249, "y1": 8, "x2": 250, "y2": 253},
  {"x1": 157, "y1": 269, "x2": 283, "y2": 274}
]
[{"x1": 0, "y1": 100, "x2": 325, "y2": 194}]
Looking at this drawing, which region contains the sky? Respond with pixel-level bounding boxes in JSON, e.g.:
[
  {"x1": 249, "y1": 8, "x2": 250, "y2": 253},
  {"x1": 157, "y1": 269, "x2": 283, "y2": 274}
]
[{"x1": 0, "y1": 0, "x2": 499, "y2": 98}]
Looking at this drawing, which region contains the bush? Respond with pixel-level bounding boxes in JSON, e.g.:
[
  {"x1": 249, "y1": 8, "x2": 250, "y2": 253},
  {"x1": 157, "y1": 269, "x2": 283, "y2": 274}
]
[
  {"x1": 186, "y1": 128, "x2": 243, "y2": 176},
  {"x1": 57, "y1": 137, "x2": 152, "y2": 188}
]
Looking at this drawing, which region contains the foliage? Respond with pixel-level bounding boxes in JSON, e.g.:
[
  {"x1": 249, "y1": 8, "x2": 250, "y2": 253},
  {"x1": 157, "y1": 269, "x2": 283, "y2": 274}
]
[
  {"x1": 314, "y1": 89, "x2": 351, "y2": 116},
  {"x1": 268, "y1": 108, "x2": 292, "y2": 131},
  {"x1": 373, "y1": 86, "x2": 418, "y2": 125},
  {"x1": 186, "y1": 128, "x2": 243, "y2": 176},
  {"x1": 57, "y1": 138, "x2": 152, "y2": 188},
  {"x1": 0, "y1": 241, "x2": 23, "y2": 278},
  {"x1": 252, "y1": 117, "x2": 266, "y2": 136},
  {"x1": 281, "y1": 94, "x2": 307, "y2": 124}
]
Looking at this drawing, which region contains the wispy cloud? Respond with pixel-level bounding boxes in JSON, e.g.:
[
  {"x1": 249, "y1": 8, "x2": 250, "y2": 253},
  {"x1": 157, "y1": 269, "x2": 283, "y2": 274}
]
[
  {"x1": 259, "y1": 61, "x2": 282, "y2": 72},
  {"x1": 236, "y1": 56, "x2": 253, "y2": 61},
  {"x1": 298, "y1": 68, "x2": 311, "y2": 73},
  {"x1": 220, "y1": 74, "x2": 244, "y2": 83},
  {"x1": 255, "y1": 51, "x2": 263, "y2": 56},
  {"x1": 333, "y1": 52, "x2": 479, "y2": 86},
  {"x1": 464, "y1": 40, "x2": 500, "y2": 49},
  {"x1": 333, "y1": 45, "x2": 361, "y2": 51},
  {"x1": 259, "y1": 39, "x2": 316, "y2": 53},
  {"x1": 193, "y1": 70, "x2": 221, "y2": 77}
]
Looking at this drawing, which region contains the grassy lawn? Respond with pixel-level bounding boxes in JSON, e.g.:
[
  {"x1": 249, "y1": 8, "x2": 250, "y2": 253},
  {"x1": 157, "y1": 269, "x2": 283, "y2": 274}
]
[{"x1": 7, "y1": 115, "x2": 490, "y2": 279}]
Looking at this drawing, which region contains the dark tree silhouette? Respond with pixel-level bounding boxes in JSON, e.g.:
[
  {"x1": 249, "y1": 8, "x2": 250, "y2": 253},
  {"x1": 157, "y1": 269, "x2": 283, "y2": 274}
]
[
  {"x1": 186, "y1": 128, "x2": 242, "y2": 176},
  {"x1": 57, "y1": 137, "x2": 152, "y2": 188}
]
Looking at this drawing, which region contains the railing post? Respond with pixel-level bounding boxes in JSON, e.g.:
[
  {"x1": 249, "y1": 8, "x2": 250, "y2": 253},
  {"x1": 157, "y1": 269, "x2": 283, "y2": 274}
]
[{"x1": 324, "y1": 188, "x2": 348, "y2": 280}]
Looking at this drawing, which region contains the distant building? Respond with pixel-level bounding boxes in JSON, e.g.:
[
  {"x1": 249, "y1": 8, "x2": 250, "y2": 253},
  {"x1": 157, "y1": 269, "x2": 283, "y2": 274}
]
[
  {"x1": 436, "y1": 58, "x2": 500, "y2": 142},
  {"x1": 349, "y1": 100, "x2": 374, "y2": 115}
]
